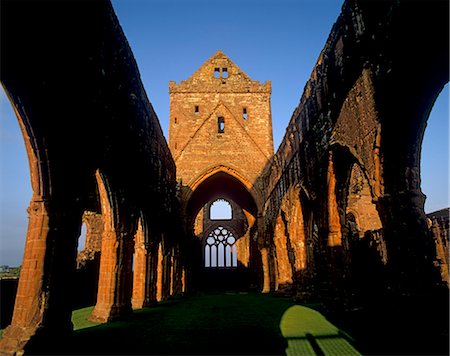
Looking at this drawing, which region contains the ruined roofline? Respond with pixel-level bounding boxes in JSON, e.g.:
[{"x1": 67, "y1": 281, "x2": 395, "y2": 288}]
[{"x1": 169, "y1": 50, "x2": 271, "y2": 93}]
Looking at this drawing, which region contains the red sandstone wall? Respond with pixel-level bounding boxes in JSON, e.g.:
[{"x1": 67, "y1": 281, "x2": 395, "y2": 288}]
[{"x1": 169, "y1": 51, "x2": 273, "y2": 189}]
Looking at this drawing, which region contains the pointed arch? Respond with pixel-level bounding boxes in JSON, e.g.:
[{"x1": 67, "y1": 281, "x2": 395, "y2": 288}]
[{"x1": 185, "y1": 166, "x2": 259, "y2": 222}]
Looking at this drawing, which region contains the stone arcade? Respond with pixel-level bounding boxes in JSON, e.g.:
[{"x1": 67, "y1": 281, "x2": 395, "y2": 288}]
[{"x1": 0, "y1": 0, "x2": 448, "y2": 354}]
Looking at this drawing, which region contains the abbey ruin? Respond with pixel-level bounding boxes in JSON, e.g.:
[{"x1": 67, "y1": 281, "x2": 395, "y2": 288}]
[{"x1": 0, "y1": 0, "x2": 448, "y2": 354}]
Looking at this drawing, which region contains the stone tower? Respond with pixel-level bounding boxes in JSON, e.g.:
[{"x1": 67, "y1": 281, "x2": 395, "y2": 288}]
[{"x1": 168, "y1": 50, "x2": 274, "y2": 193}]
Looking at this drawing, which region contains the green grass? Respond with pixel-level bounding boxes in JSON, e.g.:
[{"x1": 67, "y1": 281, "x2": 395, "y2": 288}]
[
  {"x1": 64, "y1": 293, "x2": 358, "y2": 355},
  {"x1": 71, "y1": 306, "x2": 99, "y2": 330}
]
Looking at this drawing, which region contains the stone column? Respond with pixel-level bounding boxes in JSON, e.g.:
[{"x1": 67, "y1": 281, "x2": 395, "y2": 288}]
[
  {"x1": 171, "y1": 245, "x2": 183, "y2": 296},
  {"x1": 325, "y1": 151, "x2": 349, "y2": 306},
  {"x1": 132, "y1": 221, "x2": 149, "y2": 309},
  {"x1": 89, "y1": 229, "x2": 134, "y2": 322},
  {"x1": 327, "y1": 152, "x2": 342, "y2": 247},
  {"x1": 0, "y1": 198, "x2": 81, "y2": 354},
  {"x1": 89, "y1": 171, "x2": 134, "y2": 322},
  {"x1": 377, "y1": 191, "x2": 445, "y2": 296},
  {"x1": 156, "y1": 243, "x2": 163, "y2": 302},
  {"x1": 181, "y1": 268, "x2": 186, "y2": 293},
  {"x1": 274, "y1": 215, "x2": 293, "y2": 290},
  {"x1": 170, "y1": 252, "x2": 175, "y2": 297},
  {"x1": 146, "y1": 241, "x2": 159, "y2": 303},
  {"x1": 261, "y1": 247, "x2": 271, "y2": 293},
  {"x1": 161, "y1": 241, "x2": 172, "y2": 301}
]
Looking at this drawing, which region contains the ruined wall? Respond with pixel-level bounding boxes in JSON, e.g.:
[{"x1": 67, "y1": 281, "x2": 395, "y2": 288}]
[
  {"x1": 77, "y1": 211, "x2": 103, "y2": 264},
  {"x1": 0, "y1": 1, "x2": 183, "y2": 353},
  {"x1": 259, "y1": 0, "x2": 449, "y2": 305}
]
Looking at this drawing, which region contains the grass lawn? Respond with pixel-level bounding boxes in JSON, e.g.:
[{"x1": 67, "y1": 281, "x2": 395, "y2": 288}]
[
  {"x1": 72, "y1": 306, "x2": 99, "y2": 330},
  {"x1": 67, "y1": 293, "x2": 358, "y2": 355}
]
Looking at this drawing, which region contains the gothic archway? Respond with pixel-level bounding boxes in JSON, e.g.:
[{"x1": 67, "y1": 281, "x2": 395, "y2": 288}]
[{"x1": 186, "y1": 169, "x2": 259, "y2": 291}]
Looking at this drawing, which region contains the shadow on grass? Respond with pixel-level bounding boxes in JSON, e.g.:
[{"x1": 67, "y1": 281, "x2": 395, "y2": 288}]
[{"x1": 30, "y1": 293, "x2": 356, "y2": 355}]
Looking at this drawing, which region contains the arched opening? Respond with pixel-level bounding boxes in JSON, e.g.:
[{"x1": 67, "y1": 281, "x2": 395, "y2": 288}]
[
  {"x1": 420, "y1": 83, "x2": 449, "y2": 285},
  {"x1": 420, "y1": 84, "x2": 449, "y2": 214},
  {"x1": 186, "y1": 170, "x2": 259, "y2": 292},
  {"x1": 0, "y1": 88, "x2": 31, "y2": 330},
  {"x1": 0, "y1": 87, "x2": 31, "y2": 269}
]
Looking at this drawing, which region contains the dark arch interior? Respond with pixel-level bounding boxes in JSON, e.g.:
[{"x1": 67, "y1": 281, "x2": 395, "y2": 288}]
[{"x1": 186, "y1": 171, "x2": 257, "y2": 222}]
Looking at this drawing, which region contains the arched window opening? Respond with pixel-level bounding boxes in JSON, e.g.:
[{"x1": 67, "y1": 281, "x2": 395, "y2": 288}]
[
  {"x1": 210, "y1": 198, "x2": 232, "y2": 220},
  {"x1": 218, "y1": 117, "x2": 225, "y2": 133},
  {"x1": 0, "y1": 88, "x2": 31, "y2": 268},
  {"x1": 205, "y1": 226, "x2": 237, "y2": 268},
  {"x1": 421, "y1": 83, "x2": 449, "y2": 213}
]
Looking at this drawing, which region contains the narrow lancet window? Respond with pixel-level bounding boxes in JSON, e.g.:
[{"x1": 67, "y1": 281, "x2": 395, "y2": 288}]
[{"x1": 218, "y1": 117, "x2": 225, "y2": 133}]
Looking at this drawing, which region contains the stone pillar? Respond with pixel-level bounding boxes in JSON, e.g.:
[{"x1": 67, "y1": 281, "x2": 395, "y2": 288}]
[
  {"x1": 132, "y1": 221, "x2": 149, "y2": 309},
  {"x1": 327, "y1": 151, "x2": 342, "y2": 247},
  {"x1": 181, "y1": 268, "x2": 186, "y2": 293},
  {"x1": 89, "y1": 172, "x2": 133, "y2": 322},
  {"x1": 145, "y1": 242, "x2": 157, "y2": 303},
  {"x1": 171, "y1": 245, "x2": 183, "y2": 296},
  {"x1": 156, "y1": 243, "x2": 163, "y2": 302},
  {"x1": 261, "y1": 248, "x2": 271, "y2": 293},
  {"x1": 377, "y1": 191, "x2": 445, "y2": 296},
  {"x1": 0, "y1": 198, "x2": 81, "y2": 354},
  {"x1": 89, "y1": 230, "x2": 134, "y2": 322},
  {"x1": 161, "y1": 242, "x2": 172, "y2": 300},
  {"x1": 325, "y1": 151, "x2": 349, "y2": 306},
  {"x1": 274, "y1": 215, "x2": 293, "y2": 290}
]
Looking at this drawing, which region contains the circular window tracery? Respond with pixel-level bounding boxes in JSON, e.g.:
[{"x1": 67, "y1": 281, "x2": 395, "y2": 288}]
[{"x1": 205, "y1": 226, "x2": 237, "y2": 268}]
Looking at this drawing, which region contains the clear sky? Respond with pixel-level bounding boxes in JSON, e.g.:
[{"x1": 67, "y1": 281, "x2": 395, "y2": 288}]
[{"x1": 0, "y1": 0, "x2": 448, "y2": 266}]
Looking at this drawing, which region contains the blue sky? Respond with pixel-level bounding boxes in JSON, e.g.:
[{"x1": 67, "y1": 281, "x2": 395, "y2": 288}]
[{"x1": 0, "y1": 0, "x2": 448, "y2": 266}]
